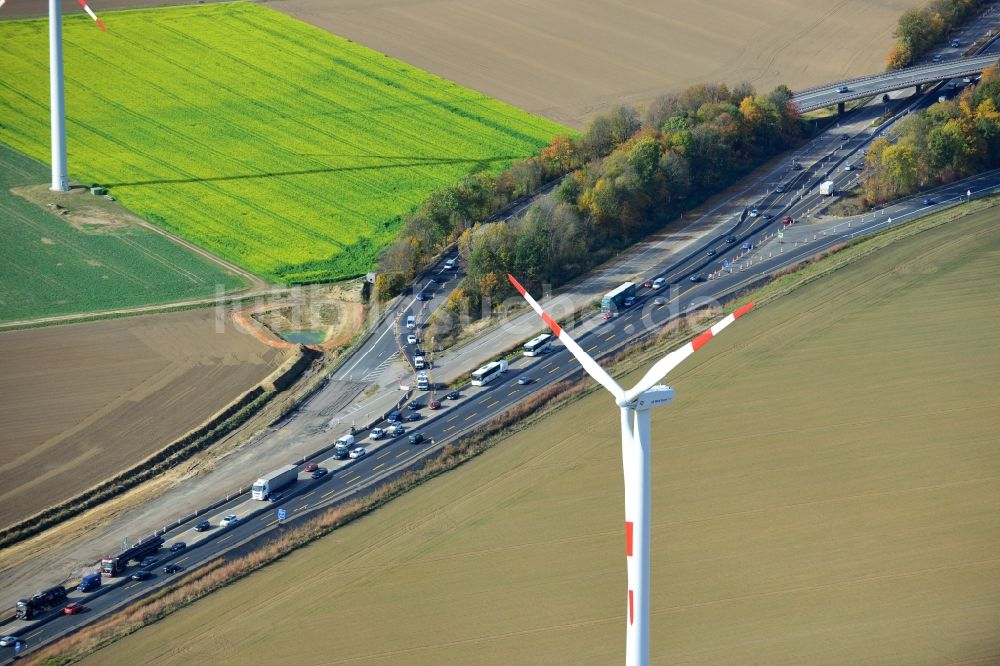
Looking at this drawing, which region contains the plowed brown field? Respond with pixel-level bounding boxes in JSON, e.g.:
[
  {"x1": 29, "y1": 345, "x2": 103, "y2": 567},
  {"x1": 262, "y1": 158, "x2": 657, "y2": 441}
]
[
  {"x1": 269, "y1": 0, "x2": 924, "y2": 128},
  {"x1": 0, "y1": 310, "x2": 286, "y2": 530}
]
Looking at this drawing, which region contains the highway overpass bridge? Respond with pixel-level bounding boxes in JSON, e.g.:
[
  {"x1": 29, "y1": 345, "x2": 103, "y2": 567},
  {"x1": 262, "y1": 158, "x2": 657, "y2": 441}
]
[{"x1": 792, "y1": 54, "x2": 997, "y2": 113}]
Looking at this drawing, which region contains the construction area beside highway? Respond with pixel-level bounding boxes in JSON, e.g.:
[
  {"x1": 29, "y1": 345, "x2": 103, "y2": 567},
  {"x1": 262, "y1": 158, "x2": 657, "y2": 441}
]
[{"x1": 79, "y1": 202, "x2": 1000, "y2": 665}]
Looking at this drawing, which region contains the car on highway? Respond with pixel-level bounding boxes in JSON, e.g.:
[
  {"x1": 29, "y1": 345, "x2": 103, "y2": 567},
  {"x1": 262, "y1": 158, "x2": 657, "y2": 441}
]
[
  {"x1": 653, "y1": 297, "x2": 666, "y2": 307},
  {"x1": 407, "y1": 334, "x2": 418, "y2": 345},
  {"x1": 837, "y1": 85, "x2": 849, "y2": 93},
  {"x1": 517, "y1": 376, "x2": 534, "y2": 385},
  {"x1": 782, "y1": 215, "x2": 794, "y2": 225},
  {"x1": 844, "y1": 163, "x2": 853, "y2": 171},
  {"x1": 841, "y1": 134, "x2": 849, "y2": 141},
  {"x1": 429, "y1": 400, "x2": 441, "y2": 410},
  {"x1": 775, "y1": 185, "x2": 784, "y2": 193},
  {"x1": 303, "y1": 462, "x2": 319, "y2": 473},
  {"x1": 140, "y1": 556, "x2": 158, "y2": 568},
  {"x1": 643, "y1": 280, "x2": 653, "y2": 289},
  {"x1": 310, "y1": 468, "x2": 328, "y2": 479},
  {"x1": 689, "y1": 274, "x2": 704, "y2": 283},
  {"x1": 387, "y1": 409, "x2": 401, "y2": 422},
  {"x1": 163, "y1": 563, "x2": 181, "y2": 574},
  {"x1": 922, "y1": 198, "x2": 934, "y2": 205},
  {"x1": 932, "y1": 53, "x2": 942, "y2": 62},
  {"x1": 131, "y1": 569, "x2": 153, "y2": 581},
  {"x1": 219, "y1": 514, "x2": 239, "y2": 528},
  {"x1": 408, "y1": 433, "x2": 425, "y2": 445},
  {"x1": 268, "y1": 492, "x2": 283, "y2": 503},
  {"x1": 416, "y1": 291, "x2": 429, "y2": 301},
  {"x1": 445, "y1": 391, "x2": 461, "y2": 400},
  {"x1": 369, "y1": 428, "x2": 386, "y2": 440},
  {"x1": 349, "y1": 447, "x2": 367, "y2": 459},
  {"x1": 706, "y1": 248, "x2": 717, "y2": 256},
  {"x1": 170, "y1": 541, "x2": 186, "y2": 552},
  {"x1": 742, "y1": 241, "x2": 753, "y2": 251},
  {"x1": 651, "y1": 277, "x2": 665, "y2": 290},
  {"x1": 725, "y1": 235, "x2": 738, "y2": 244},
  {"x1": 388, "y1": 424, "x2": 405, "y2": 437},
  {"x1": 444, "y1": 257, "x2": 456, "y2": 270},
  {"x1": 63, "y1": 602, "x2": 85, "y2": 615},
  {"x1": 194, "y1": 520, "x2": 211, "y2": 532},
  {"x1": 408, "y1": 401, "x2": 423, "y2": 410},
  {"x1": 0, "y1": 636, "x2": 18, "y2": 647},
  {"x1": 748, "y1": 208, "x2": 759, "y2": 217},
  {"x1": 405, "y1": 412, "x2": 422, "y2": 422}
]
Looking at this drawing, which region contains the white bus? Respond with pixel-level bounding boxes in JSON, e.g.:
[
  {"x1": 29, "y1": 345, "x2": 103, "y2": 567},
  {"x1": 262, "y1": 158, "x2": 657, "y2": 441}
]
[
  {"x1": 522, "y1": 333, "x2": 552, "y2": 357},
  {"x1": 471, "y1": 360, "x2": 508, "y2": 386}
]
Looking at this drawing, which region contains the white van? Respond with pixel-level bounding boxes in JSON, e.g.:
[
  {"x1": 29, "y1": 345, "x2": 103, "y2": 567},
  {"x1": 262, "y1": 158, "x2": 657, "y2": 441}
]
[
  {"x1": 406, "y1": 315, "x2": 416, "y2": 330},
  {"x1": 414, "y1": 356, "x2": 426, "y2": 370},
  {"x1": 444, "y1": 257, "x2": 456, "y2": 270},
  {"x1": 652, "y1": 277, "x2": 665, "y2": 289}
]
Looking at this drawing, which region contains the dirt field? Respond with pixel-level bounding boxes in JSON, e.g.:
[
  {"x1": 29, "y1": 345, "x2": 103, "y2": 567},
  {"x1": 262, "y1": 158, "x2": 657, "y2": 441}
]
[
  {"x1": 84, "y1": 208, "x2": 999, "y2": 663},
  {"x1": 270, "y1": 0, "x2": 925, "y2": 129},
  {"x1": 0, "y1": 309, "x2": 288, "y2": 531}
]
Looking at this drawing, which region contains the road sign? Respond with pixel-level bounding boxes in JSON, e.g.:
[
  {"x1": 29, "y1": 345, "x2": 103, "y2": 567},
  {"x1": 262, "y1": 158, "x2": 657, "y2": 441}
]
[
  {"x1": 277, "y1": 509, "x2": 286, "y2": 521},
  {"x1": 778, "y1": 232, "x2": 784, "y2": 239}
]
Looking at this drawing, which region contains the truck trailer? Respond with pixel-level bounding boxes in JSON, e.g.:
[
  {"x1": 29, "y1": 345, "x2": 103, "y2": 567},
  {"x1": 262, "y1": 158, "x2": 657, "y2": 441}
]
[
  {"x1": 101, "y1": 535, "x2": 164, "y2": 577},
  {"x1": 252, "y1": 464, "x2": 299, "y2": 500},
  {"x1": 819, "y1": 180, "x2": 835, "y2": 196},
  {"x1": 16, "y1": 585, "x2": 67, "y2": 620},
  {"x1": 601, "y1": 282, "x2": 637, "y2": 319},
  {"x1": 77, "y1": 572, "x2": 102, "y2": 592}
]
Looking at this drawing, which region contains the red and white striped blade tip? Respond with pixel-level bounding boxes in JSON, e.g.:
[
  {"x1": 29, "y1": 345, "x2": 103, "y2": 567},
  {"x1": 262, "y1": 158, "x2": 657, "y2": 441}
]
[
  {"x1": 76, "y1": 0, "x2": 107, "y2": 30},
  {"x1": 624, "y1": 301, "x2": 755, "y2": 402},
  {"x1": 507, "y1": 274, "x2": 624, "y2": 400}
]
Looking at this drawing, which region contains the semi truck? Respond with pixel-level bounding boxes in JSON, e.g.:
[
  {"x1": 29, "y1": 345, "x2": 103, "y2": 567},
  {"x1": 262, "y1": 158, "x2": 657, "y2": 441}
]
[
  {"x1": 100, "y1": 535, "x2": 164, "y2": 577},
  {"x1": 16, "y1": 585, "x2": 67, "y2": 620},
  {"x1": 252, "y1": 464, "x2": 299, "y2": 500},
  {"x1": 601, "y1": 282, "x2": 637, "y2": 319},
  {"x1": 819, "y1": 180, "x2": 835, "y2": 196}
]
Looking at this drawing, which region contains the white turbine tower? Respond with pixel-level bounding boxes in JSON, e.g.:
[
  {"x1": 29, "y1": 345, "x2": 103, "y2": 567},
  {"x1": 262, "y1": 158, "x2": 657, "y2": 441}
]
[
  {"x1": 3, "y1": 0, "x2": 106, "y2": 190},
  {"x1": 508, "y1": 274, "x2": 754, "y2": 666}
]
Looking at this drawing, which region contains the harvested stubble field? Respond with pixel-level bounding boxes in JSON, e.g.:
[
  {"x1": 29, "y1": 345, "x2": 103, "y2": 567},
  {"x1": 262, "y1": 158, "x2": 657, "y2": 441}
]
[
  {"x1": 271, "y1": 0, "x2": 925, "y2": 129},
  {"x1": 0, "y1": 309, "x2": 288, "y2": 531},
  {"x1": 84, "y1": 209, "x2": 1000, "y2": 663},
  {"x1": 0, "y1": 143, "x2": 244, "y2": 323},
  {"x1": 0, "y1": 2, "x2": 567, "y2": 283}
]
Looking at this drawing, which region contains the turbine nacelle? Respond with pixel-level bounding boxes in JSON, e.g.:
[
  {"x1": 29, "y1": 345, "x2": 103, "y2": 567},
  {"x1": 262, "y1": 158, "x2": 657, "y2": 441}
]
[{"x1": 619, "y1": 385, "x2": 675, "y2": 410}]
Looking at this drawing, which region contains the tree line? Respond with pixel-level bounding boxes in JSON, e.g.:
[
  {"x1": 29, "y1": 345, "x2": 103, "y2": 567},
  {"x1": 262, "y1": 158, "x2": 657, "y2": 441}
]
[
  {"x1": 404, "y1": 83, "x2": 805, "y2": 344},
  {"x1": 887, "y1": 0, "x2": 985, "y2": 69},
  {"x1": 862, "y1": 63, "x2": 1000, "y2": 203}
]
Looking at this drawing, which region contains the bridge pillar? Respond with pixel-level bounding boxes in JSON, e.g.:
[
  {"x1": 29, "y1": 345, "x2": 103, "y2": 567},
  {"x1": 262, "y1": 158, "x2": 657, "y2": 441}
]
[
  {"x1": 837, "y1": 101, "x2": 845, "y2": 115},
  {"x1": 914, "y1": 83, "x2": 922, "y2": 94}
]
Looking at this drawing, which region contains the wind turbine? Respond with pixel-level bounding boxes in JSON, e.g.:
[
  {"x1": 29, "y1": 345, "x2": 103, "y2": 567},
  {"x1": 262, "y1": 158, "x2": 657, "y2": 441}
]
[
  {"x1": 2, "y1": 0, "x2": 106, "y2": 191},
  {"x1": 507, "y1": 274, "x2": 754, "y2": 666}
]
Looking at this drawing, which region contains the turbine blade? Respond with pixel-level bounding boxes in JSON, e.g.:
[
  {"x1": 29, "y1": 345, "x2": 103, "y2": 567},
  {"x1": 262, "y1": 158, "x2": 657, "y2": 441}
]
[
  {"x1": 76, "y1": 0, "x2": 107, "y2": 31},
  {"x1": 508, "y1": 274, "x2": 625, "y2": 400},
  {"x1": 624, "y1": 301, "x2": 754, "y2": 402}
]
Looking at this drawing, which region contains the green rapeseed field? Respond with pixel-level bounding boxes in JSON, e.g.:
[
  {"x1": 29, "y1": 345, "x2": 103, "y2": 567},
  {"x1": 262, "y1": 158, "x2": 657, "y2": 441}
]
[{"x1": 0, "y1": 3, "x2": 567, "y2": 283}]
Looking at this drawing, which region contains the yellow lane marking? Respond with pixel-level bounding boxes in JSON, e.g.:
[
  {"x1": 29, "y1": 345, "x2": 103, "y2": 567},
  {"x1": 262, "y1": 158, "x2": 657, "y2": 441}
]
[
  {"x1": 378, "y1": 451, "x2": 391, "y2": 460},
  {"x1": 372, "y1": 463, "x2": 385, "y2": 471},
  {"x1": 300, "y1": 491, "x2": 314, "y2": 500},
  {"x1": 345, "y1": 475, "x2": 361, "y2": 484},
  {"x1": 604, "y1": 333, "x2": 616, "y2": 341},
  {"x1": 27, "y1": 630, "x2": 44, "y2": 640},
  {"x1": 487, "y1": 400, "x2": 500, "y2": 409},
  {"x1": 175, "y1": 555, "x2": 190, "y2": 564},
  {"x1": 444, "y1": 425, "x2": 455, "y2": 432},
  {"x1": 508, "y1": 389, "x2": 518, "y2": 396},
  {"x1": 447, "y1": 414, "x2": 459, "y2": 422},
  {"x1": 322, "y1": 489, "x2": 338, "y2": 499},
  {"x1": 218, "y1": 534, "x2": 234, "y2": 544},
  {"x1": 265, "y1": 519, "x2": 279, "y2": 527},
  {"x1": 540, "y1": 361, "x2": 552, "y2": 369},
  {"x1": 548, "y1": 366, "x2": 559, "y2": 374},
  {"x1": 397, "y1": 451, "x2": 408, "y2": 458},
  {"x1": 465, "y1": 413, "x2": 477, "y2": 421},
  {"x1": 587, "y1": 344, "x2": 598, "y2": 351}
]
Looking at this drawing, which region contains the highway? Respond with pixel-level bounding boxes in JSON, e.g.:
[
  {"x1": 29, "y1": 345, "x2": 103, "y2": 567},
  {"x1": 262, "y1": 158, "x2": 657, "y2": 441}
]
[{"x1": 6, "y1": 24, "x2": 1000, "y2": 664}]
